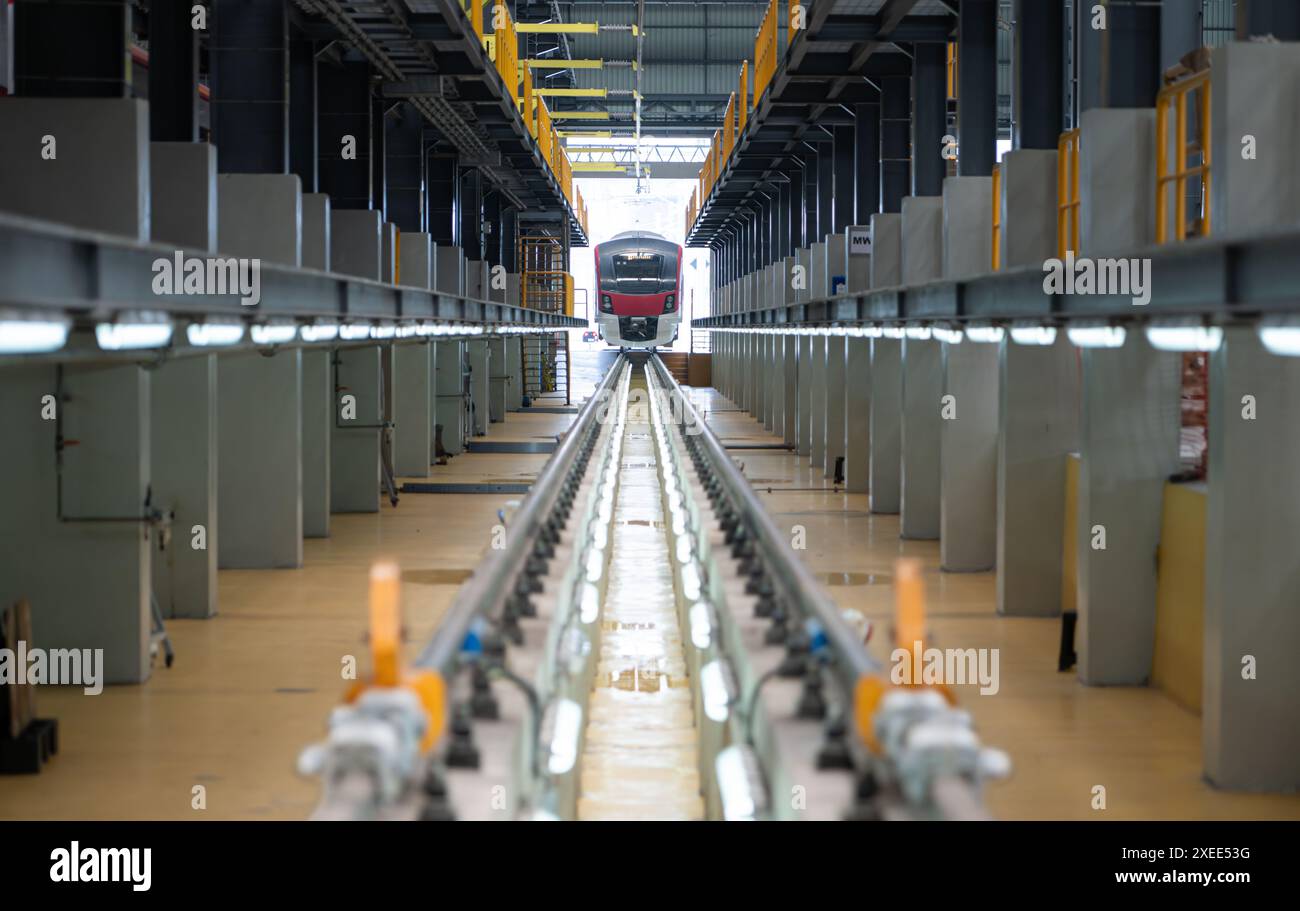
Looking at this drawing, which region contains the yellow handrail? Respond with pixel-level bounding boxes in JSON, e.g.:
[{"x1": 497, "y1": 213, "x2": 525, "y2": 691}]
[
  {"x1": 1156, "y1": 69, "x2": 1211, "y2": 243},
  {"x1": 991, "y1": 163, "x2": 1001, "y2": 271},
  {"x1": 723, "y1": 92, "x2": 736, "y2": 160},
  {"x1": 1057, "y1": 128, "x2": 1081, "y2": 258},
  {"x1": 754, "y1": 0, "x2": 778, "y2": 107},
  {"x1": 738, "y1": 60, "x2": 750, "y2": 135},
  {"x1": 789, "y1": 0, "x2": 802, "y2": 43}
]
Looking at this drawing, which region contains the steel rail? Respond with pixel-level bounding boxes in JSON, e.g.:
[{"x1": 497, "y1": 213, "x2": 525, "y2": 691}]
[
  {"x1": 413, "y1": 353, "x2": 627, "y2": 675},
  {"x1": 645, "y1": 355, "x2": 879, "y2": 695}
]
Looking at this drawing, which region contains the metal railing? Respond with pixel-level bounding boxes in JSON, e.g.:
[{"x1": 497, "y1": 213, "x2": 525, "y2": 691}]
[
  {"x1": 1156, "y1": 68, "x2": 1212, "y2": 244},
  {"x1": 991, "y1": 162, "x2": 1002, "y2": 271},
  {"x1": 1056, "y1": 128, "x2": 1081, "y2": 257}
]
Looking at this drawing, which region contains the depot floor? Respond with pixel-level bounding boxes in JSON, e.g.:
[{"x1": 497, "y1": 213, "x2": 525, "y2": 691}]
[{"x1": 2, "y1": 347, "x2": 1298, "y2": 821}]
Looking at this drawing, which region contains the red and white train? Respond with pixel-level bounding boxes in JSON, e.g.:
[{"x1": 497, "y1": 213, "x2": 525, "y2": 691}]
[{"x1": 593, "y1": 231, "x2": 683, "y2": 350}]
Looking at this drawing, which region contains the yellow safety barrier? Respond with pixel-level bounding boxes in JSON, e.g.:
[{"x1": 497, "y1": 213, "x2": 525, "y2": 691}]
[
  {"x1": 789, "y1": 0, "x2": 802, "y2": 43},
  {"x1": 1156, "y1": 69, "x2": 1212, "y2": 243},
  {"x1": 516, "y1": 21, "x2": 600, "y2": 35},
  {"x1": 991, "y1": 163, "x2": 1001, "y2": 271},
  {"x1": 488, "y1": 2, "x2": 519, "y2": 102},
  {"x1": 462, "y1": 0, "x2": 485, "y2": 43},
  {"x1": 1057, "y1": 128, "x2": 1080, "y2": 258},
  {"x1": 527, "y1": 58, "x2": 604, "y2": 69},
  {"x1": 521, "y1": 65, "x2": 534, "y2": 122},
  {"x1": 723, "y1": 92, "x2": 736, "y2": 159},
  {"x1": 549, "y1": 110, "x2": 610, "y2": 120},
  {"x1": 754, "y1": 0, "x2": 779, "y2": 107},
  {"x1": 534, "y1": 87, "x2": 607, "y2": 98},
  {"x1": 947, "y1": 42, "x2": 958, "y2": 100},
  {"x1": 738, "y1": 61, "x2": 750, "y2": 135}
]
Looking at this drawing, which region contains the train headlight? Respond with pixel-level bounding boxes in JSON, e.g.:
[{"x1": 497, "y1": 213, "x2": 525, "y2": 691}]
[
  {"x1": 600, "y1": 294, "x2": 614, "y2": 313},
  {"x1": 663, "y1": 294, "x2": 676, "y2": 313}
]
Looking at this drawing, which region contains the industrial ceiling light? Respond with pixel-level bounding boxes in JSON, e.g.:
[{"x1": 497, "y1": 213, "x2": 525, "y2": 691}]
[
  {"x1": 1066, "y1": 325, "x2": 1127, "y2": 349},
  {"x1": 545, "y1": 698, "x2": 583, "y2": 776},
  {"x1": 250, "y1": 323, "x2": 298, "y2": 346},
  {"x1": 699, "y1": 659, "x2": 735, "y2": 722},
  {"x1": 883, "y1": 326, "x2": 906, "y2": 339},
  {"x1": 1144, "y1": 324, "x2": 1223, "y2": 352},
  {"x1": 300, "y1": 323, "x2": 340, "y2": 343},
  {"x1": 716, "y1": 745, "x2": 767, "y2": 821},
  {"x1": 340, "y1": 323, "x2": 374, "y2": 341},
  {"x1": 690, "y1": 601, "x2": 714, "y2": 651},
  {"x1": 931, "y1": 325, "x2": 963, "y2": 344},
  {"x1": 1258, "y1": 323, "x2": 1300, "y2": 357},
  {"x1": 185, "y1": 322, "x2": 245, "y2": 347},
  {"x1": 370, "y1": 323, "x2": 397, "y2": 340},
  {"x1": 904, "y1": 326, "x2": 932, "y2": 340},
  {"x1": 862, "y1": 325, "x2": 884, "y2": 338},
  {"x1": 95, "y1": 314, "x2": 174, "y2": 351},
  {"x1": 1009, "y1": 325, "x2": 1057, "y2": 346},
  {"x1": 964, "y1": 326, "x2": 1005, "y2": 344},
  {"x1": 0, "y1": 315, "x2": 72, "y2": 354}
]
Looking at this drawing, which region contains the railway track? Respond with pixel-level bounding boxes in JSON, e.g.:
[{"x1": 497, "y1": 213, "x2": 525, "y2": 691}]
[{"x1": 301, "y1": 354, "x2": 1009, "y2": 821}]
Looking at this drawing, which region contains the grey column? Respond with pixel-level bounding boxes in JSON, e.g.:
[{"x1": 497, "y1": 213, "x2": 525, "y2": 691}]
[
  {"x1": 957, "y1": 0, "x2": 998, "y2": 176},
  {"x1": 768, "y1": 334, "x2": 783, "y2": 435},
  {"x1": 219, "y1": 350, "x2": 304, "y2": 567},
  {"x1": 1204, "y1": 326, "x2": 1300, "y2": 790},
  {"x1": 468, "y1": 340, "x2": 490, "y2": 436},
  {"x1": 900, "y1": 338, "x2": 942, "y2": 539},
  {"x1": 302, "y1": 348, "x2": 332, "y2": 537},
  {"x1": 1013, "y1": 0, "x2": 1065, "y2": 150},
  {"x1": 996, "y1": 337, "x2": 1079, "y2": 615},
  {"x1": 393, "y1": 341, "x2": 433, "y2": 476},
  {"x1": 332, "y1": 346, "x2": 382, "y2": 513},
  {"x1": 880, "y1": 76, "x2": 911, "y2": 213},
  {"x1": 911, "y1": 43, "x2": 947, "y2": 196},
  {"x1": 824, "y1": 335, "x2": 847, "y2": 480},
  {"x1": 939, "y1": 341, "x2": 999, "y2": 571},
  {"x1": 435, "y1": 340, "x2": 466, "y2": 455},
  {"x1": 845, "y1": 337, "x2": 871, "y2": 493},
  {"x1": 869, "y1": 337, "x2": 902, "y2": 513},
  {"x1": 809, "y1": 335, "x2": 827, "y2": 469},
  {"x1": 1075, "y1": 335, "x2": 1181, "y2": 685},
  {"x1": 783, "y1": 334, "x2": 798, "y2": 447},
  {"x1": 797, "y1": 334, "x2": 813, "y2": 456}
]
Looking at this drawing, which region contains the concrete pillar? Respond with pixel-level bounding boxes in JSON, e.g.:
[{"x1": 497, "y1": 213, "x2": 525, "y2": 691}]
[
  {"x1": 901, "y1": 196, "x2": 943, "y2": 284},
  {"x1": 1075, "y1": 334, "x2": 1181, "y2": 685},
  {"x1": 1209, "y1": 43, "x2": 1300, "y2": 237},
  {"x1": 942, "y1": 177, "x2": 993, "y2": 279},
  {"x1": 488, "y1": 338, "x2": 507, "y2": 423},
  {"x1": 436, "y1": 340, "x2": 467, "y2": 455},
  {"x1": 302, "y1": 349, "x2": 332, "y2": 537},
  {"x1": 999, "y1": 149, "x2": 1057, "y2": 269},
  {"x1": 845, "y1": 338, "x2": 871, "y2": 493},
  {"x1": 870, "y1": 214, "x2": 902, "y2": 288},
  {"x1": 468, "y1": 340, "x2": 490, "y2": 436},
  {"x1": 768, "y1": 334, "x2": 782, "y2": 435},
  {"x1": 393, "y1": 342, "x2": 433, "y2": 476},
  {"x1": 939, "y1": 341, "x2": 999, "y2": 571},
  {"x1": 302, "y1": 193, "x2": 331, "y2": 271},
  {"x1": 1204, "y1": 326, "x2": 1300, "y2": 790},
  {"x1": 783, "y1": 334, "x2": 798, "y2": 447},
  {"x1": 764, "y1": 335, "x2": 777, "y2": 433},
  {"x1": 997, "y1": 336, "x2": 1079, "y2": 615},
  {"x1": 436, "y1": 246, "x2": 464, "y2": 295},
  {"x1": 331, "y1": 209, "x2": 382, "y2": 279},
  {"x1": 901, "y1": 338, "x2": 942, "y2": 539},
  {"x1": 218, "y1": 350, "x2": 303, "y2": 568},
  {"x1": 809, "y1": 335, "x2": 827, "y2": 469},
  {"x1": 824, "y1": 335, "x2": 846, "y2": 480},
  {"x1": 505, "y1": 337, "x2": 524, "y2": 411},
  {"x1": 151, "y1": 356, "x2": 217, "y2": 619},
  {"x1": 797, "y1": 334, "x2": 813, "y2": 456},
  {"x1": 150, "y1": 142, "x2": 217, "y2": 250},
  {"x1": 869, "y1": 337, "x2": 902, "y2": 514},
  {"x1": 0, "y1": 98, "x2": 150, "y2": 241},
  {"x1": 399, "y1": 232, "x2": 434, "y2": 288},
  {"x1": 218, "y1": 174, "x2": 302, "y2": 266},
  {"x1": 845, "y1": 228, "x2": 872, "y2": 293},
  {"x1": 1079, "y1": 108, "x2": 1157, "y2": 256},
  {"x1": 331, "y1": 346, "x2": 382, "y2": 513},
  {"x1": 0, "y1": 363, "x2": 153, "y2": 683}
]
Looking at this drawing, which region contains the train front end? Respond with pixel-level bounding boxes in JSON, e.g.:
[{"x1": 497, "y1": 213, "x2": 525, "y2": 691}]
[{"x1": 594, "y1": 232, "x2": 683, "y2": 350}]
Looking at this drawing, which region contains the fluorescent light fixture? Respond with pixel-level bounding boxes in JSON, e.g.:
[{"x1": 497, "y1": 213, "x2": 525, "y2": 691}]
[
  {"x1": 1010, "y1": 326, "x2": 1057, "y2": 346},
  {"x1": 904, "y1": 326, "x2": 932, "y2": 340},
  {"x1": 300, "y1": 323, "x2": 340, "y2": 343},
  {"x1": 700, "y1": 659, "x2": 734, "y2": 722},
  {"x1": 340, "y1": 323, "x2": 373, "y2": 341},
  {"x1": 883, "y1": 327, "x2": 905, "y2": 339},
  {"x1": 186, "y1": 322, "x2": 245, "y2": 347},
  {"x1": 1067, "y1": 325, "x2": 1127, "y2": 349},
  {"x1": 1259, "y1": 325, "x2": 1300, "y2": 357},
  {"x1": 96, "y1": 317, "x2": 173, "y2": 351},
  {"x1": 862, "y1": 325, "x2": 884, "y2": 339},
  {"x1": 690, "y1": 601, "x2": 713, "y2": 651},
  {"x1": 964, "y1": 326, "x2": 1005, "y2": 344},
  {"x1": 250, "y1": 323, "x2": 298, "y2": 346},
  {"x1": 931, "y1": 326, "x2": 963, "y2": 344},
  {"x1": 370, "y1": 323, "x2": 397, "y2": 340},
  {"x1": 579, "y1": 583, "x2": 600, "y2": 624},
  {"x1": 1145, "y1": 324, "x2": 1222, "y2": 353},
  {"x1": 0, "y1": 317, "x2": 71, "y2": 354},
  {"x1": 716, "y1": 745, "x2": 766, "y2": 821},
  {"x1": 546, "y1": 698, "x2": 583, "y2": 776}
]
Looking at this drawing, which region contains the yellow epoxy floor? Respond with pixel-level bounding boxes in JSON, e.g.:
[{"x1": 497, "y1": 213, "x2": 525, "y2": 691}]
[{"x1": 4, "y1": 362, "x2": 1299, "y2": 821}]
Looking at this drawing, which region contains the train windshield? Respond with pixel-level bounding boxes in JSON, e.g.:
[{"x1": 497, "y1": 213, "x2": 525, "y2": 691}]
[{"x1": 611, "y1": 252, "x2": 665, "y2": 285}]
